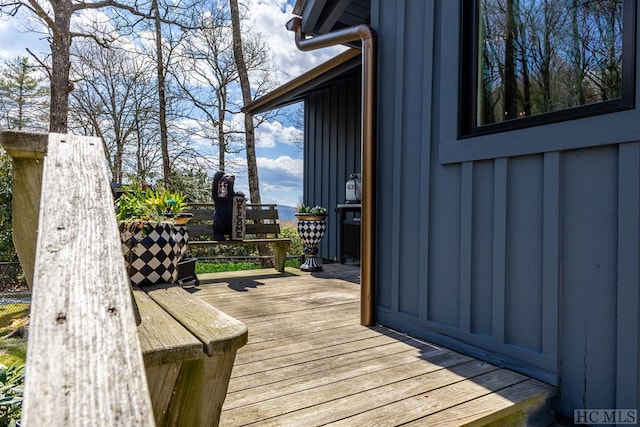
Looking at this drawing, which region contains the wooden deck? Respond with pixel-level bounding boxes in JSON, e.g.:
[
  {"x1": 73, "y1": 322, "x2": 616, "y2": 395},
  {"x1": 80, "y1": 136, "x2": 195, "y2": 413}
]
[{"x1": 191, "y1": 264, "x2": 556, "y2": 426}]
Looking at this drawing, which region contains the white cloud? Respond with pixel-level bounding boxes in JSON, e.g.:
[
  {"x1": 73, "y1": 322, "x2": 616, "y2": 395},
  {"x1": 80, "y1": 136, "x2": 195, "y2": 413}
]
[
  {"x1": 73, "y1": 8, "x2": 114, "y2": 34},
  {"x1": 0, "y1": 9, "x2": 49, "y2": 60},
  {"x1": 218, "y1": 155, "x2": 302, "y2": 207},
  {"x1": 258, "y1": 155, "x2": 303, "y2": 178},
  {"x1": 256, "y1": 155, "x2": 304, "y2": 206},
  {"x1": 1, "y1": 0, "x2": 347, "y2": 78},
  {"x1": 255, "y1": 118, "x2": 303, "y2": 148},
  {"x1": 244, "y1": 0, "x2": 347, "y2": 84}
]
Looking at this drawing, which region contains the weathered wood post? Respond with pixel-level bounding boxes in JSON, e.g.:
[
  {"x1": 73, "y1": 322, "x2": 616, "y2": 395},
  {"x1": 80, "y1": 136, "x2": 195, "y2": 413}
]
[
  {"x1": 1, "y1": 131, "x2": 48, "y2": 289},
  {"x1": 1, "y1": 131, "x2": 156, "y2": 426}
]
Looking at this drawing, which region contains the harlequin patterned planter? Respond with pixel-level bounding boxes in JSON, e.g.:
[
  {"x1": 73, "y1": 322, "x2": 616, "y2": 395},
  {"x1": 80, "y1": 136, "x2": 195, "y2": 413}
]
[
  {"x1": 296, "y1": 214, "x2": 327, "y2": 272},
  {"x1": 173, "y1": 224, "x2": 189, "y2": 258},
  {"x1": 120, "y1": 221, "x2": 183, "y2": 286},
  {"x1": 164, "y1": 213, "x2": 192, "y2": 258}
]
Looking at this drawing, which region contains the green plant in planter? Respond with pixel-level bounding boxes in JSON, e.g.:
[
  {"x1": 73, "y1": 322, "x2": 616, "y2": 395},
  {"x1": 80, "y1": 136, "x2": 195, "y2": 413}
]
[
  {"x1": 115, "y1": 180, "x2": 188, "y2": 225},
  {"x1": 115, "y1": 180, "x2": 191, "y2": 286},
  {"x1": 296, "y1": 203, "x2": 327, "y2": 216}
]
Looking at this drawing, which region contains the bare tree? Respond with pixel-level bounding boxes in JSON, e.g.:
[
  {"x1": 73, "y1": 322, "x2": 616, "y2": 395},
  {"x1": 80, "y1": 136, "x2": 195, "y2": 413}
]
[
  {"x1": 515, "y1": 1, "x2": 532, "y2": 117},
  {"x1": 230, "y1": 0, "x2": 276, "y2": 266},
  {"x1": 132, "y1": 0, "x2": 204, "y2": 187},
  {"x1": 229, "y1": 0, "x2": 260, "y2": 204},
  {"x1": 285, "y1": 103, "x2": 305, "y2": 150},
  {"x1": 174, "y1": 2, "x2": 276, "y2": 175},
  {"x1": 571, "y1": 0, "x2": 586, "y2": 106},
  {"x1": 151, "y1": 0, "x2": 171, "y2": 187},
  {"x1": 175, "y1": 5, "x2": 239, "y2": 172},
  {"x1": 503, "y1": 0, "x2": 519, "y2": 120},
  {"x1": 69, "y1": 41, "x2": 158, "y2": 183},
  {"x1": 477, "y1": 2, "x2": 498, "y2": 125},
  {"x1": 0, "y1": 1, "x2": 201, "y2": 150},
  {"x1": 588, "y1": 0, "x2": 623, "y2": 101}
]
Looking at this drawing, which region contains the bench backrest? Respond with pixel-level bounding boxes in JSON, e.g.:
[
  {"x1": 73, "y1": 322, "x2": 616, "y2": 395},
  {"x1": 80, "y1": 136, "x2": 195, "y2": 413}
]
[{"x1": 187, "y1": 203, "x2": 282, "y2": 238}]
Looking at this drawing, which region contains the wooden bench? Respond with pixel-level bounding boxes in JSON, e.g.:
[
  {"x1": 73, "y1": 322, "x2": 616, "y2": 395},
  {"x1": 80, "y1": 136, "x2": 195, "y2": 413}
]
[
  {"x1": 186, "y1": 203, "x2": 291, "y2": 272},
  {"x1": 134, "y1": 283, "x2": 247, "y2": 426}
]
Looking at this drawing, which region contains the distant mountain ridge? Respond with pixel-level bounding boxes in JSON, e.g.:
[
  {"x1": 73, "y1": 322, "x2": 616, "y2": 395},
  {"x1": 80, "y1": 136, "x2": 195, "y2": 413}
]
[{"x1": 277, "y1": 205, "x2": 297, "y2": 221}]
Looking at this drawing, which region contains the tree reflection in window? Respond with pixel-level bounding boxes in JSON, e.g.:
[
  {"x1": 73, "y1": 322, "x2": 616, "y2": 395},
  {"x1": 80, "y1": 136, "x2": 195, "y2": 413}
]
[{"x1": 468, "y1": 0, "x2": 632, "y2": 131}]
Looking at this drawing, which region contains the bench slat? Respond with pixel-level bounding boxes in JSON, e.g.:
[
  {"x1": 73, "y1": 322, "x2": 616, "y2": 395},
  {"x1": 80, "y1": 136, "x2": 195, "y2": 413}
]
[
  {"x1": 187, "y1": 204, "x2": 282, "y2": 222},
  {"x1": 133, "y1": 287, "x2": 203, "y2": 366},
  {"x1": 187, "y1": 208, "x2": 281, "y2": 222},
  {"x1": 246, "y1": 209, "x2": 279, "y2": 221},
  {"x1": 187, "y1": 223, "x2": 215, "y2": 237},
  {"x1": 188, "y1": 223, "x2": 283, "y2": 238},
  {"x1": 144, "y1": 283, "x2": 248, "y2": 356},
  {"x1": 188, "y1": 238, "x2": 292, "y2": 245},
  {"x1": 246, "y1": 224, "x2": 282, "y2": 235},
  {"x1": 190, "y1": 210, "x2": 214, "y2": 221},
  {"x1": 138, "y1": 283, "x2": 247, "y2": 426}
]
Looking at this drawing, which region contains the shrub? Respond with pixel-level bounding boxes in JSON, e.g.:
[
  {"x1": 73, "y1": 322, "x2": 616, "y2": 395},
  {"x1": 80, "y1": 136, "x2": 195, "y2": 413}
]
[
  {"x1": 296, "y1": 203, "x2": 327, "y2": 215},
  {"x1": 0, "y1": 307, "x2": 29, "y2": 368},
  {"x1": 0, "y1": 363, "x2": 24, "y2": 427},
  {"x1": 0, "y1": 150, "x2": 17, "y2": 266},
  {"x1": 280, "y1": 223, "x2": 303, "y2": 257}
]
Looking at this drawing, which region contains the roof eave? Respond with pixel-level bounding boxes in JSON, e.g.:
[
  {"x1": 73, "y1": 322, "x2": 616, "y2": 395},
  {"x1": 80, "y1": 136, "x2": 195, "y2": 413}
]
[
  {"x1": 292, "y1": 0, "x2": 305, "y2": 16},
  {"x1": 242, "y1": 48, "x2": 361, "y2": 114}
]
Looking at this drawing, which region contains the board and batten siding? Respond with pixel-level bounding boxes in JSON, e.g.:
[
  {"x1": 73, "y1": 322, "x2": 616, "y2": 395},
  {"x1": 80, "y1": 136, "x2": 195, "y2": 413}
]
[
  {"x1": 366, "y1": 0, "x2": 638, "y2": 418},
  {"x1": 304, "y1": 72, "x2": 361, "y2": 261}
]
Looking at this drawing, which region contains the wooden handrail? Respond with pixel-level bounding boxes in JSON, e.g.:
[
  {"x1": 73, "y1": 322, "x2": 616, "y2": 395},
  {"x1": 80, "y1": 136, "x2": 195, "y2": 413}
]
[{"x1": 1, "y1": 131, "x2": 155, "y2": 425}]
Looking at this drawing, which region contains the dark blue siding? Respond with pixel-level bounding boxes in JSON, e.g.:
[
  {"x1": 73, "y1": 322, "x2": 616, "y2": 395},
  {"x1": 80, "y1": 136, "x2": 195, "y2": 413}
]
[
  {"x1": 427, "y1": 164, "x2": 461, "y2": 326},
  {"x1": 304, "y1": 74, "x2": 361, "y2": 261},
  {"x1": 301, "y1": 0, "x2": 640, "y2": 418},
  {"x1": 559, "y1": 146, "x2": 619, "y2": 413},
  {"x1": 506, "y1": 155, "x2": 543, "y2": 351},
  {"x1": 369, "y1": 0, "x2": 639, "y2": 418},
  {"x1": 616, "y1": 143, "x2": 640, "y2": 411},
  {"x1": 470, "y1": 160, "x2": 494, "y2": 336}
]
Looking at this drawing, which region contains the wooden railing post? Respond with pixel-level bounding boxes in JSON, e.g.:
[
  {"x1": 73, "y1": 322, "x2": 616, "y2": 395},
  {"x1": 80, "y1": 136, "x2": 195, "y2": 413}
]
[{"x1": 0, "y1": 131, "x2": 48, "y2": 289}]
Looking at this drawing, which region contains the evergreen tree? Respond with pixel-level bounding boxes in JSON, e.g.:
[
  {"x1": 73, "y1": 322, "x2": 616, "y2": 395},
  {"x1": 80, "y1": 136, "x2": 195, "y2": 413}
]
[{"x1": 0, "y1": 56, "x2": 49, "y2": 131}]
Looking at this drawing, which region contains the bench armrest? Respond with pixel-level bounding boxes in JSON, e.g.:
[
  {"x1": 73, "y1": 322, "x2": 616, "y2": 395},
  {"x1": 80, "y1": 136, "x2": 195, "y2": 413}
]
[{"x1": 144, "y1": 283, "x2": 248, "y2": 356}]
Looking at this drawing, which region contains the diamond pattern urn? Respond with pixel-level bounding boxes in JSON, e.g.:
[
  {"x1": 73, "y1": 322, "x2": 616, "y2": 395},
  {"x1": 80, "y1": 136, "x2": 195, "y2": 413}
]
[{"x1": 296, "y1": 212, "x2": 327, "y2": 272}]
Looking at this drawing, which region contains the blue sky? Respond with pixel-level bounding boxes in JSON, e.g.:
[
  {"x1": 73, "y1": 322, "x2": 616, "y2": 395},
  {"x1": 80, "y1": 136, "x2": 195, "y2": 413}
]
[{"x1": 0, "y1": 0, "x2": 345, "y2": 207}]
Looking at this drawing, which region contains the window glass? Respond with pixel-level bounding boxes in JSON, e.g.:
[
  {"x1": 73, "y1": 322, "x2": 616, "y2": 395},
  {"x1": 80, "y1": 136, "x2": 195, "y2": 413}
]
[{"x1": 464, "y1": 0, "x2": 633, "y2": 134}]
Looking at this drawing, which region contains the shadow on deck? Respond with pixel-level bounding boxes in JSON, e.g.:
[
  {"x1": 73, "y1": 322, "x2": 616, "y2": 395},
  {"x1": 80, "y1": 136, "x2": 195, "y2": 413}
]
[{"x1": 193, "y1": 263, "x2": 556, "y2": 426}]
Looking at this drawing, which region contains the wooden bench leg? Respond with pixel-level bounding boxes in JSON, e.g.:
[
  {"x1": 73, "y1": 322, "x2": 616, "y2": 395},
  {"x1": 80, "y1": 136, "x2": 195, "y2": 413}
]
[
  {"x1": 145, "y1": 362, "x2": 183, "y2": 425},
  {"x1": 271, "y1": 241, "x2": 290, "y2": 272},
  {"x1": 164, "y1": 350, "x2": 238, "y2": 426}
]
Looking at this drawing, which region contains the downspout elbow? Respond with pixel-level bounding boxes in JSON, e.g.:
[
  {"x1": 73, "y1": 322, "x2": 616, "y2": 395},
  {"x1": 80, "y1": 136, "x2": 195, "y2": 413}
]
[{"x1": 285, "y1": 16, "x2": 374, "y2": 51}]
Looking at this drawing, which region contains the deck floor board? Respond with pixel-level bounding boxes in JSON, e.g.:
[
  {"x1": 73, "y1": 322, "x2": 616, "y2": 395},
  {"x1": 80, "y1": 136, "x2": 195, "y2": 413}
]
[{"x1": 192, "y1": 264, "x2": 555, "y2": 426}]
